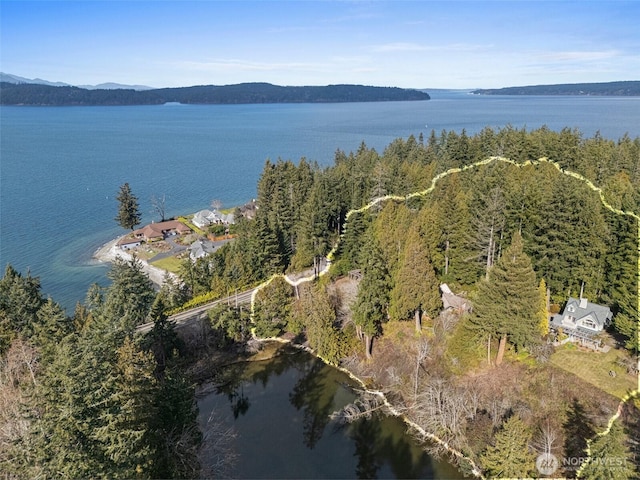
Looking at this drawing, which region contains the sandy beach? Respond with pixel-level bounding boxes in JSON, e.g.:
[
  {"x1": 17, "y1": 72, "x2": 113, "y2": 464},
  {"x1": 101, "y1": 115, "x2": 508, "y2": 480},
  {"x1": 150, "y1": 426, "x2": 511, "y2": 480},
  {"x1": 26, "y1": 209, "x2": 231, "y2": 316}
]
[{"x1": 92, "y1": 237, "x2": 176, "y2": 287}]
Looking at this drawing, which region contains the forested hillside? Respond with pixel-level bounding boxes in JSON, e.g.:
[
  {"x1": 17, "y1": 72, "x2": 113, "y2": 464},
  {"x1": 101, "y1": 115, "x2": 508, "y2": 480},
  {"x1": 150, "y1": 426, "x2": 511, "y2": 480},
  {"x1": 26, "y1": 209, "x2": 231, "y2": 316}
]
[
  {"x1": 0, "y1": 82, "x2": 430, "y2": 106},
  {"x1": 472, "y1": 80, "x2": 640, "y2": 96},
  {"x1": 1, "y1": 125, "x2": 638, "y2": 478},
  {"x1": 181, "y1": 126, "x2": 639, "y2": 353}
]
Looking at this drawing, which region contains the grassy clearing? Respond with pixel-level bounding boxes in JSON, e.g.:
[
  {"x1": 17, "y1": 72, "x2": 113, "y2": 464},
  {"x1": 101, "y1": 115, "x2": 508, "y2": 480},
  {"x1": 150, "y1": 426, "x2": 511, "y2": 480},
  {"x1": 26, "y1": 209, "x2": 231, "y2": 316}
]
[
  {"x1": 151, "y1": 256, "x2": 183, "y2": 273},
  {"x1": 550, "y1": 343, "x2": 636, "y2": 399}
]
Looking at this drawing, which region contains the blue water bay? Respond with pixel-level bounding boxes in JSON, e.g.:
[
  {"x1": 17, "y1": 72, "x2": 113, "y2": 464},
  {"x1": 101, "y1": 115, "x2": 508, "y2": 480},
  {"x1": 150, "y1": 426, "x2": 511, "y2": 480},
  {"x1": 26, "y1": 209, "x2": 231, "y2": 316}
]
[{"x1": 1, "y1": 91, "x2": 639, "y2": 310}]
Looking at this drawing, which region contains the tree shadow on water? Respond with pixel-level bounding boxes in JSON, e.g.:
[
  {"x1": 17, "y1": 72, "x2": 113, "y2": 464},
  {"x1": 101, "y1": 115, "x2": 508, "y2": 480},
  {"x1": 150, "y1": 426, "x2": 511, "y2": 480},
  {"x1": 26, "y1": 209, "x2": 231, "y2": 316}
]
[{"x1": 289, "y1": 356, "x2": 341, "y2": 449}]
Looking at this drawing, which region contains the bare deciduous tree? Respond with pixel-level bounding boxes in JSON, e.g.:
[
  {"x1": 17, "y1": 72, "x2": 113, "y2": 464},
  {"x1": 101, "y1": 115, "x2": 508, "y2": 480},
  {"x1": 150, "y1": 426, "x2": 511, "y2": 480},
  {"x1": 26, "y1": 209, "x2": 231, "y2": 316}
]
[
  {"x1": 413, "y1": 336, "x2": 431, "y2": 402},
  {"x1": 198, "y1": 410, "x2": 238, "y2": 478},
  {"x1": 151, "y1": 194, "x2": 167, "y2": 222},
  {"x1": 330, "y1": 390, "x2": 387, "y2": 424}
]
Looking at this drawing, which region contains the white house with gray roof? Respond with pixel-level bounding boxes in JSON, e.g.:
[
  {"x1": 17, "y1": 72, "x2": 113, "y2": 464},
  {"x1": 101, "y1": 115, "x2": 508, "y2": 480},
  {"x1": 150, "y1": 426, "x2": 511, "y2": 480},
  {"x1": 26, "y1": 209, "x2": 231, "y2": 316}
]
[
  {"x1": 551, "y1": 297, "x2": 612, "y2": 349},
  {"x1": 192, "y1": 209, "x2": 235, "y2": 229},
  {"x1": 551, "y1": 297, "x2": 612, "y2": 333}
]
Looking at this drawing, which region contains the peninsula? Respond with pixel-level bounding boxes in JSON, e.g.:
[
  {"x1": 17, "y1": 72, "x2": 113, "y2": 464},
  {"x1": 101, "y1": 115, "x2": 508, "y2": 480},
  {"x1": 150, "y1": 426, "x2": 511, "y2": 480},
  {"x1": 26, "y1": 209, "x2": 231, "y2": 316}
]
[{"x1": 471, "y1": 80, "x2": 640, "y2": 96}]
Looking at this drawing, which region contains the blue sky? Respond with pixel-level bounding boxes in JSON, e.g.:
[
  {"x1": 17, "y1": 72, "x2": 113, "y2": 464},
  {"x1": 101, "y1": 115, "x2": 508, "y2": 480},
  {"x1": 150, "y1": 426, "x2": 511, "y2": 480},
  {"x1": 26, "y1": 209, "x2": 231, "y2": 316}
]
[{"x1": 1, "y1": 1, "x2": 639, "y2": 89}]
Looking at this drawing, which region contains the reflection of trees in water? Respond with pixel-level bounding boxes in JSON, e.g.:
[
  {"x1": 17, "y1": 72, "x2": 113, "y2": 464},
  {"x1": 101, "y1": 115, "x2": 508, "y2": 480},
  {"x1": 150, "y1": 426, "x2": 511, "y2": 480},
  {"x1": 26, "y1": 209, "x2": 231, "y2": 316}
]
[
  {"x1": 251, "y1": 350, "x2": 301, "y2": 388},
  {"x1": 214, "y1": 346, "x2": 302, "y2": 419},
  {"x1": 289, "y1": 357, "x2": 340, "y2": 449},
  {"x1": 341, "y1": 411, "x2": 435, "y2": 479},
  {"x1": 351, "y1": 418, "x2": 382, "y2": 479},
  {"x1": 229, "y1": 384, "x2": 250, "y2": 419},
  {"x1": 212, "y1": 348, "x2": 437, "y2": 478},
  {"x1": 214, "y1": 363, "x2": 252, "y2": 418},
  {"x1": 349, "y1": 415, "x2": 436, "y2": 480},
  {"x1": 375, "y1": 418, "x2": 434, "y2": 479}
]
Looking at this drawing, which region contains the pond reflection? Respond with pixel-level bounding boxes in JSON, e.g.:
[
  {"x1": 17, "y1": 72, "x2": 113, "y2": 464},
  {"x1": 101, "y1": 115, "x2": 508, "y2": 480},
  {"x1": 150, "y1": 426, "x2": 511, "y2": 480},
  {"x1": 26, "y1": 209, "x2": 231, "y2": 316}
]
[{"x1": 198, "y1": 344, "x2": 461, "y2": 479}]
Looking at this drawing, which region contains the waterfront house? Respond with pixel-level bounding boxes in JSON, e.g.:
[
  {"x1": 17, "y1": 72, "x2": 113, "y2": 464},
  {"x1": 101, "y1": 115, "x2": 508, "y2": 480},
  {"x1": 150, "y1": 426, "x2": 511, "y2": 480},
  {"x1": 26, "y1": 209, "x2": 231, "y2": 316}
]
[
  {"x1": 193, "y1": 209, "x2": 235, "y2": 228},
  {"x1": 192, "y1": 209, "x2": 220, "y2": 228},
  {"x1": 117, "y1": 236, "x2": 142, "y2": 250},
  {"x1": 133, "y1": 220, "x2": 191, "y2": 242}
]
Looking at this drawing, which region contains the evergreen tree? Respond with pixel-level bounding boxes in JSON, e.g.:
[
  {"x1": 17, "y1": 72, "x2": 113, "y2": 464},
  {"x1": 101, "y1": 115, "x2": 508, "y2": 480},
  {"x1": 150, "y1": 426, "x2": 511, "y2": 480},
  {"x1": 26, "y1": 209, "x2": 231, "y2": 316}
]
[
  {"x1": 390, "y1": 227, "x2": 441, "y2": 332},
  {"x1": 30, "y1": 335, "x2": 106, "y2": 478},
  {"x1": 603, "y1": 214, "x2": 639, "y2": 352},
  {"x1": 471, "y1": 186, "x2": 506, "y2": 279},
  {"x1": 253, "y1": 215, "x2": 285, "y2": 277},
  {"x1": 373, "y1": 201, "x2": 412, "y2": 276},
  {"x1": 532, "y1": 176, "x2": 607, "y2": 299},
  {"x1": 252, "y1": 276, "x2": 293, "y2": 338},
  {"x1": 115, "y1": 182, "x2": 142, "y2": 231},
  {"x1": 34, "y1": 297, "x2": 73, "y2": 361},
  {"x1": 432, "y1": 176, "x2": 476, "y2": 284},
  {"x1": 150, "y1": 366, "x2": 201, "y2": 479},
  {"x1": 0, "y1": 265, "x2": 45, "y2": 343},
  {"x1": 538, "y1": 278, "x2": 550, "y2": 336},
  {"x1": 92, "y1": 336, "x2": 158, "y2": 478},
  {"x1": 208, "y1": 304, "x2": 251, "y2": 344},
  {"x1": 100, "y1": 256, "x2": 156, "y2": 332},
  {"x1": 579, "y1": 421, "x2": 636, "y2": 480},
  {"x1": 352, "y1": 229, "x2": 391, "y2": 358},
  {"x1": 468, "y1": 232, "x2": 540, "y2": 365},
  {"x1": 291, "y1": 284, "x2": 346, "y2": 365},
  {"x1": 480, "y1": 415, "x2": 536, "y2": 478}
]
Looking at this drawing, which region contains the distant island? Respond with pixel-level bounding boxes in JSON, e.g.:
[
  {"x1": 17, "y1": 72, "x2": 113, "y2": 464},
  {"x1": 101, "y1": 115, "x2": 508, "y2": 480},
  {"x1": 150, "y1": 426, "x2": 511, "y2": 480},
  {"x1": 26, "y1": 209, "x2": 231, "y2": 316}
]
[
  {"x1": 472, "y1": 80, "x2": 640, "y2": 96},
  {"x1": 0, "y1": 82, "x2": 430, "y2": 106}
]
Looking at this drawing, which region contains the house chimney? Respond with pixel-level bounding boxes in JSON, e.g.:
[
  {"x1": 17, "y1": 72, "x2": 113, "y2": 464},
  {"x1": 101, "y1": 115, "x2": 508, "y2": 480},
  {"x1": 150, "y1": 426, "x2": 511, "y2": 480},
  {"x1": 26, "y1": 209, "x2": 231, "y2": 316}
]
[{"x1": 579, "y1": 281, "x2": 584, "y2": 300}]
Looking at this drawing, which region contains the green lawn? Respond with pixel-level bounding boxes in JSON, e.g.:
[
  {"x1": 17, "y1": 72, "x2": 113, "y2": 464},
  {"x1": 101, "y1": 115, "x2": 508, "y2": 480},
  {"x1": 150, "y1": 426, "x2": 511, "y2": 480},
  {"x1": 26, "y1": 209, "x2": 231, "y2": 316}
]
[
  {"x1": 550, "y1": 344, "x2": 637, "y2": 399},
  {"x1": 150, "y1": 256, "x2": 183, "y2": 273}
]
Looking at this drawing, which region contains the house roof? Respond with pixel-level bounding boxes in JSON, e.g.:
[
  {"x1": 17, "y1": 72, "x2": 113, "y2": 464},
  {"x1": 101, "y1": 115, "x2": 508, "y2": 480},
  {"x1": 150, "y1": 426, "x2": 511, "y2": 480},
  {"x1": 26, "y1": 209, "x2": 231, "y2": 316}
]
[
  {"x1": 440, "y1": 284, "x2": 471, "y2": 312},
  {"x1": 193, "y1": 209, "x2": 220, "y2": 226},
  {"x1": 117, "y1": 236, "x2": 141, "y2": 246},
  {"x1": 133, "y1": 220, "x2": 191, "y2": 240},
  {"x1": 193, "y1": 209, "x2": 235, "y2": 227},
  {"x1": 551, "y1": 297, "x2": 612, "y2": 330},
  {"x1": 189, "y1": 239, "x2": 217, "y2": 259}
]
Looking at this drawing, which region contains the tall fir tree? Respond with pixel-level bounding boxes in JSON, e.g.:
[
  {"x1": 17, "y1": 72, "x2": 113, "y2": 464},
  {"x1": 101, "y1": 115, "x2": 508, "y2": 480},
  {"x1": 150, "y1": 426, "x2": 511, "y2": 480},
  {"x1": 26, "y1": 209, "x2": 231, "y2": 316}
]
[
  {"x1": 351, "y1": 228, "x2": 391, "y2": 358},
  {"x1": 468, "y1": 232, "x2": 540, "y2": 365},
  {"x1": 389, "y1": 227, "x2": 441, "y2": 332},
  {"x1": 115, "y1": 182, "x2": 142, "y2": 231},
  {"x1": 579, "y1": 421, "x2": 636, "y2": 480},
  {"x1": 480, "y1": 415, "x2": 536, "y2": 478}
]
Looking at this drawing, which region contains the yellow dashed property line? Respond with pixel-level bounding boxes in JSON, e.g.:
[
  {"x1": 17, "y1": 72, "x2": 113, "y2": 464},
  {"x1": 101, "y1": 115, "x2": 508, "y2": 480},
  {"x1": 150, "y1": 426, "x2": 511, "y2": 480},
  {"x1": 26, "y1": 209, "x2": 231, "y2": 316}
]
[{"x1": 247, "y1": 155, "x2": 639, "y2": 477}]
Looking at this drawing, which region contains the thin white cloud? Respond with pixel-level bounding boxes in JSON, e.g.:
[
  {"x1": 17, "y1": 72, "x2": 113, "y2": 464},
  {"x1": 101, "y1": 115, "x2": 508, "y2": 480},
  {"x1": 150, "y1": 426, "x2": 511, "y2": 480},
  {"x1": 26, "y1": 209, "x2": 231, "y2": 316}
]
[
  {"x1": 369, "y1": 42, "x2": 491, "y2": 53},
  {"x1": 537, "y1": 50, "x2": 622, "y2": 62}
]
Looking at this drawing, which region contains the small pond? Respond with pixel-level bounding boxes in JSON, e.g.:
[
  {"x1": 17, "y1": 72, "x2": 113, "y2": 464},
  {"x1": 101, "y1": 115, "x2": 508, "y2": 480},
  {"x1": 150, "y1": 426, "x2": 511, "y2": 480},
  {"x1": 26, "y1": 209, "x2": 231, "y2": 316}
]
[{"x1": 197, "y1": 344, "x2": 462, "y2": 479}]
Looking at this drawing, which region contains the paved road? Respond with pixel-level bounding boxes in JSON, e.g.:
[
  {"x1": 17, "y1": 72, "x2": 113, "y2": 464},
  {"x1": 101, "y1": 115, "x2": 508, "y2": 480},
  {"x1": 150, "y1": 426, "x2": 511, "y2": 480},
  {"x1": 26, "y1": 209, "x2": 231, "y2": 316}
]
[
  {"x1": 135, "y1": 256, "x2": 330, "y2": 334},
  {"x1": 136, "y1": 287, "x2": 257, "y2": 334}
]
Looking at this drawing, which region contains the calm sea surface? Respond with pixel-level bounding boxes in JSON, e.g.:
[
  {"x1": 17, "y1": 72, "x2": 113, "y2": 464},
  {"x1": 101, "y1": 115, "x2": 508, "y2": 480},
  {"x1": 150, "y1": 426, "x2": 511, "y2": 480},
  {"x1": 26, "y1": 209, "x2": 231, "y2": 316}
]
[{"x1": 1, "y1": 91, "x2": 640, "y2": 310}]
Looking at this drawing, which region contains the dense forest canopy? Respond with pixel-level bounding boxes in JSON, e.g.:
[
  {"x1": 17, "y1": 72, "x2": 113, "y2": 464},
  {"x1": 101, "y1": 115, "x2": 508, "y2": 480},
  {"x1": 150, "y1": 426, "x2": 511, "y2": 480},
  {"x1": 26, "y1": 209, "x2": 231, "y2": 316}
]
[
  {"x1": 472, "y1": 80, "x2": 640, "y2": 96},
  {"x1": 177, "y1": 125, "x2": 639, "y2": 352},
  {"x1": 1, "y1": 125, "x2": 639, "y2": 478},
  {"x1": 0, "y1": 82, "x2": 430, "y2": 106}
]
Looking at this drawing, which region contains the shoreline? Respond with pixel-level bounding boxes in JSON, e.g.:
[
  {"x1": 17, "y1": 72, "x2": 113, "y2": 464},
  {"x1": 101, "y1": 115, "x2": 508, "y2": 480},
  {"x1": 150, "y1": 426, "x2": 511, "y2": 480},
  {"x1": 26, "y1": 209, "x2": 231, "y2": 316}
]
[{"x1": 92, "y1": 236, "x2": 175, "y2": 288}]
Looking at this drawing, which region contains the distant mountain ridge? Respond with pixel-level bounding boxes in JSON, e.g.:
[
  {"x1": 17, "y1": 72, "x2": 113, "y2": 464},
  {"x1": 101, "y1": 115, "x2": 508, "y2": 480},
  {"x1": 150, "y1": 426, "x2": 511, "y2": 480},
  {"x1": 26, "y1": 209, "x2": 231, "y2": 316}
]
[
  {"x1": 472, "y1": 81, "x2": 640, "y2": 96},
  {"x1": 0, "y1": 80, "x2": 430, "y2": 106},
  {"x1": 0, "y1": 72, "x2": 153, "y2": 90}
]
